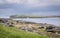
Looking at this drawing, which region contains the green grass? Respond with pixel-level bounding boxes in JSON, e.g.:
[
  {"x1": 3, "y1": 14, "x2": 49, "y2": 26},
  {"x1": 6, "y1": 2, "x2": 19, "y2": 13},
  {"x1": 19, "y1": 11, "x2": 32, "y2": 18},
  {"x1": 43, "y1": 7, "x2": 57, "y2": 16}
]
[{"x1": 0, "y1": 24, "x2": 48, "y2": 38}]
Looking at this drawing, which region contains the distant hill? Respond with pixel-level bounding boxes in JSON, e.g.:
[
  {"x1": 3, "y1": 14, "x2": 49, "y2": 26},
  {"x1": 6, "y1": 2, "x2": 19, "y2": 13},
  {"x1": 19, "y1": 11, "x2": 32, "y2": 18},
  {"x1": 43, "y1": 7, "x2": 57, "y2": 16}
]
[{"x1": 0, "y1": 24, "x2": 48, "y2": 38}]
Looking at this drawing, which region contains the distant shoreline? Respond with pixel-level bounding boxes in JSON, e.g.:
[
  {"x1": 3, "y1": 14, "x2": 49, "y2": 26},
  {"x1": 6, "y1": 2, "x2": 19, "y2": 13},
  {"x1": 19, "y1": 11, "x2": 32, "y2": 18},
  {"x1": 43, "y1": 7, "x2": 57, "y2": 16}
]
[{"x1": 10, "y1": 16, "x2": 60, "y2": 18}]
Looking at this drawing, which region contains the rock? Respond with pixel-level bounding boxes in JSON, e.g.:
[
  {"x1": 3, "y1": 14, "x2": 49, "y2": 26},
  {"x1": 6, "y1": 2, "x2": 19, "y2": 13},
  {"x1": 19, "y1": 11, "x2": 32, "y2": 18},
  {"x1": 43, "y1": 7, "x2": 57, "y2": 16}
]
[
  {"x1": 27, "y1": 28, "x2": 33, "y2": 32},
  {"x1": 46, "y1": 26, "x2": 55, "y2": 33},
  {"x1": 20, "y1": 26, "x2": 26, "y2": 31}
]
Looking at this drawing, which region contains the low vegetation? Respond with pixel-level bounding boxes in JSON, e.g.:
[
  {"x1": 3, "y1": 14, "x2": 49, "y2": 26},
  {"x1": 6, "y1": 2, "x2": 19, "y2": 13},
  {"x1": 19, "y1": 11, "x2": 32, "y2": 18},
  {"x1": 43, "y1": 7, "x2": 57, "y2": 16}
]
[{"x1": 0, "y1": 24, "x2": 48, "y2": 38}]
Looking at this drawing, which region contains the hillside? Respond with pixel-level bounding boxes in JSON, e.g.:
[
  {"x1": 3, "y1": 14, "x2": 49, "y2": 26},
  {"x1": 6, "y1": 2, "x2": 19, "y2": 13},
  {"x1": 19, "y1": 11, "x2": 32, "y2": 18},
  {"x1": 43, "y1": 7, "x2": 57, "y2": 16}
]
[{"x1": 0, "y1": 24, "x2": 48, "y2": 38}]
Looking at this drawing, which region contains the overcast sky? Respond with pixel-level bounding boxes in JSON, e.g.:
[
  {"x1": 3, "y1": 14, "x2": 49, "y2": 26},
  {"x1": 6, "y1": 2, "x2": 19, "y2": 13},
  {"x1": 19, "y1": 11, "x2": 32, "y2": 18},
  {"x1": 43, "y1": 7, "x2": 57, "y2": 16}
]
[{"x1": 0, "y1": 0, "x2": 60, "y2": 18}]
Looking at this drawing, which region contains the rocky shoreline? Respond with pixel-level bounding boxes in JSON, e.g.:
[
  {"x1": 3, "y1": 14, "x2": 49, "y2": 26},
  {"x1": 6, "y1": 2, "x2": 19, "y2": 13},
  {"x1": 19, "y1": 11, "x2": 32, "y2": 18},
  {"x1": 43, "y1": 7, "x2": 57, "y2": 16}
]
[{"x1": 0, "y1": 18, "x2": 60, "y2": 38}]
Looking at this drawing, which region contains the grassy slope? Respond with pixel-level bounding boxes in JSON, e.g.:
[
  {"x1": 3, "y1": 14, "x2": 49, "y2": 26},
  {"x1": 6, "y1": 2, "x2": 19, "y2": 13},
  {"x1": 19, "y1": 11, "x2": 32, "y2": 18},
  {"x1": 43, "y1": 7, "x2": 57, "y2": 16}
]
[{"x1": 0, "y1": 24, "x2": 48, "y2": 38}]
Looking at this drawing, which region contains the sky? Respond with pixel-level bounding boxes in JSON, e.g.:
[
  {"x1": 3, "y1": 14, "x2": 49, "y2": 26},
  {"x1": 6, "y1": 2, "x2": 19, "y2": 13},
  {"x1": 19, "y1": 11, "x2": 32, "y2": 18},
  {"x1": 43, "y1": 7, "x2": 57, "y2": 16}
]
[{"x1": 0, "y1": 0, "x2": 60, "y2": 18}]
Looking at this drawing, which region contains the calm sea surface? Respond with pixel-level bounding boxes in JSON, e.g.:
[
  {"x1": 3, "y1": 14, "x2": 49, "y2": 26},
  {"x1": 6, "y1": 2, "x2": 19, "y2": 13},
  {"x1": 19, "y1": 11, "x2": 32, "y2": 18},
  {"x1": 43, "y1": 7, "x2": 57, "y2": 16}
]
[{"x1": 13, "y1": 18, "x2": 60, "y2": 26}]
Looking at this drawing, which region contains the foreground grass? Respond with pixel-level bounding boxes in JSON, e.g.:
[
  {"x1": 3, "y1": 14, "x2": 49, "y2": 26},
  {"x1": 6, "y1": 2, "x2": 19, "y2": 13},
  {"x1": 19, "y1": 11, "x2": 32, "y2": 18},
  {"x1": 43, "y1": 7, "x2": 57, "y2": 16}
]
[{"x1": 0, "y1": 24, "x2": 48, "y2": 38}]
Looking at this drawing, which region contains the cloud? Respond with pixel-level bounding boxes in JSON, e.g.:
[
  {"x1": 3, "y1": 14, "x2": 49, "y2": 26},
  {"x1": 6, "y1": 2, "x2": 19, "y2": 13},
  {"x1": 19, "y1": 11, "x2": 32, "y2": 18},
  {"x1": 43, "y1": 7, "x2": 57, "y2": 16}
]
[
  {"x1": 0, "y1": 0, "x2": 60, "y2": 7},
  {"x1": 0, "y1": 0, "x2": 60, "y2": 17}
]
